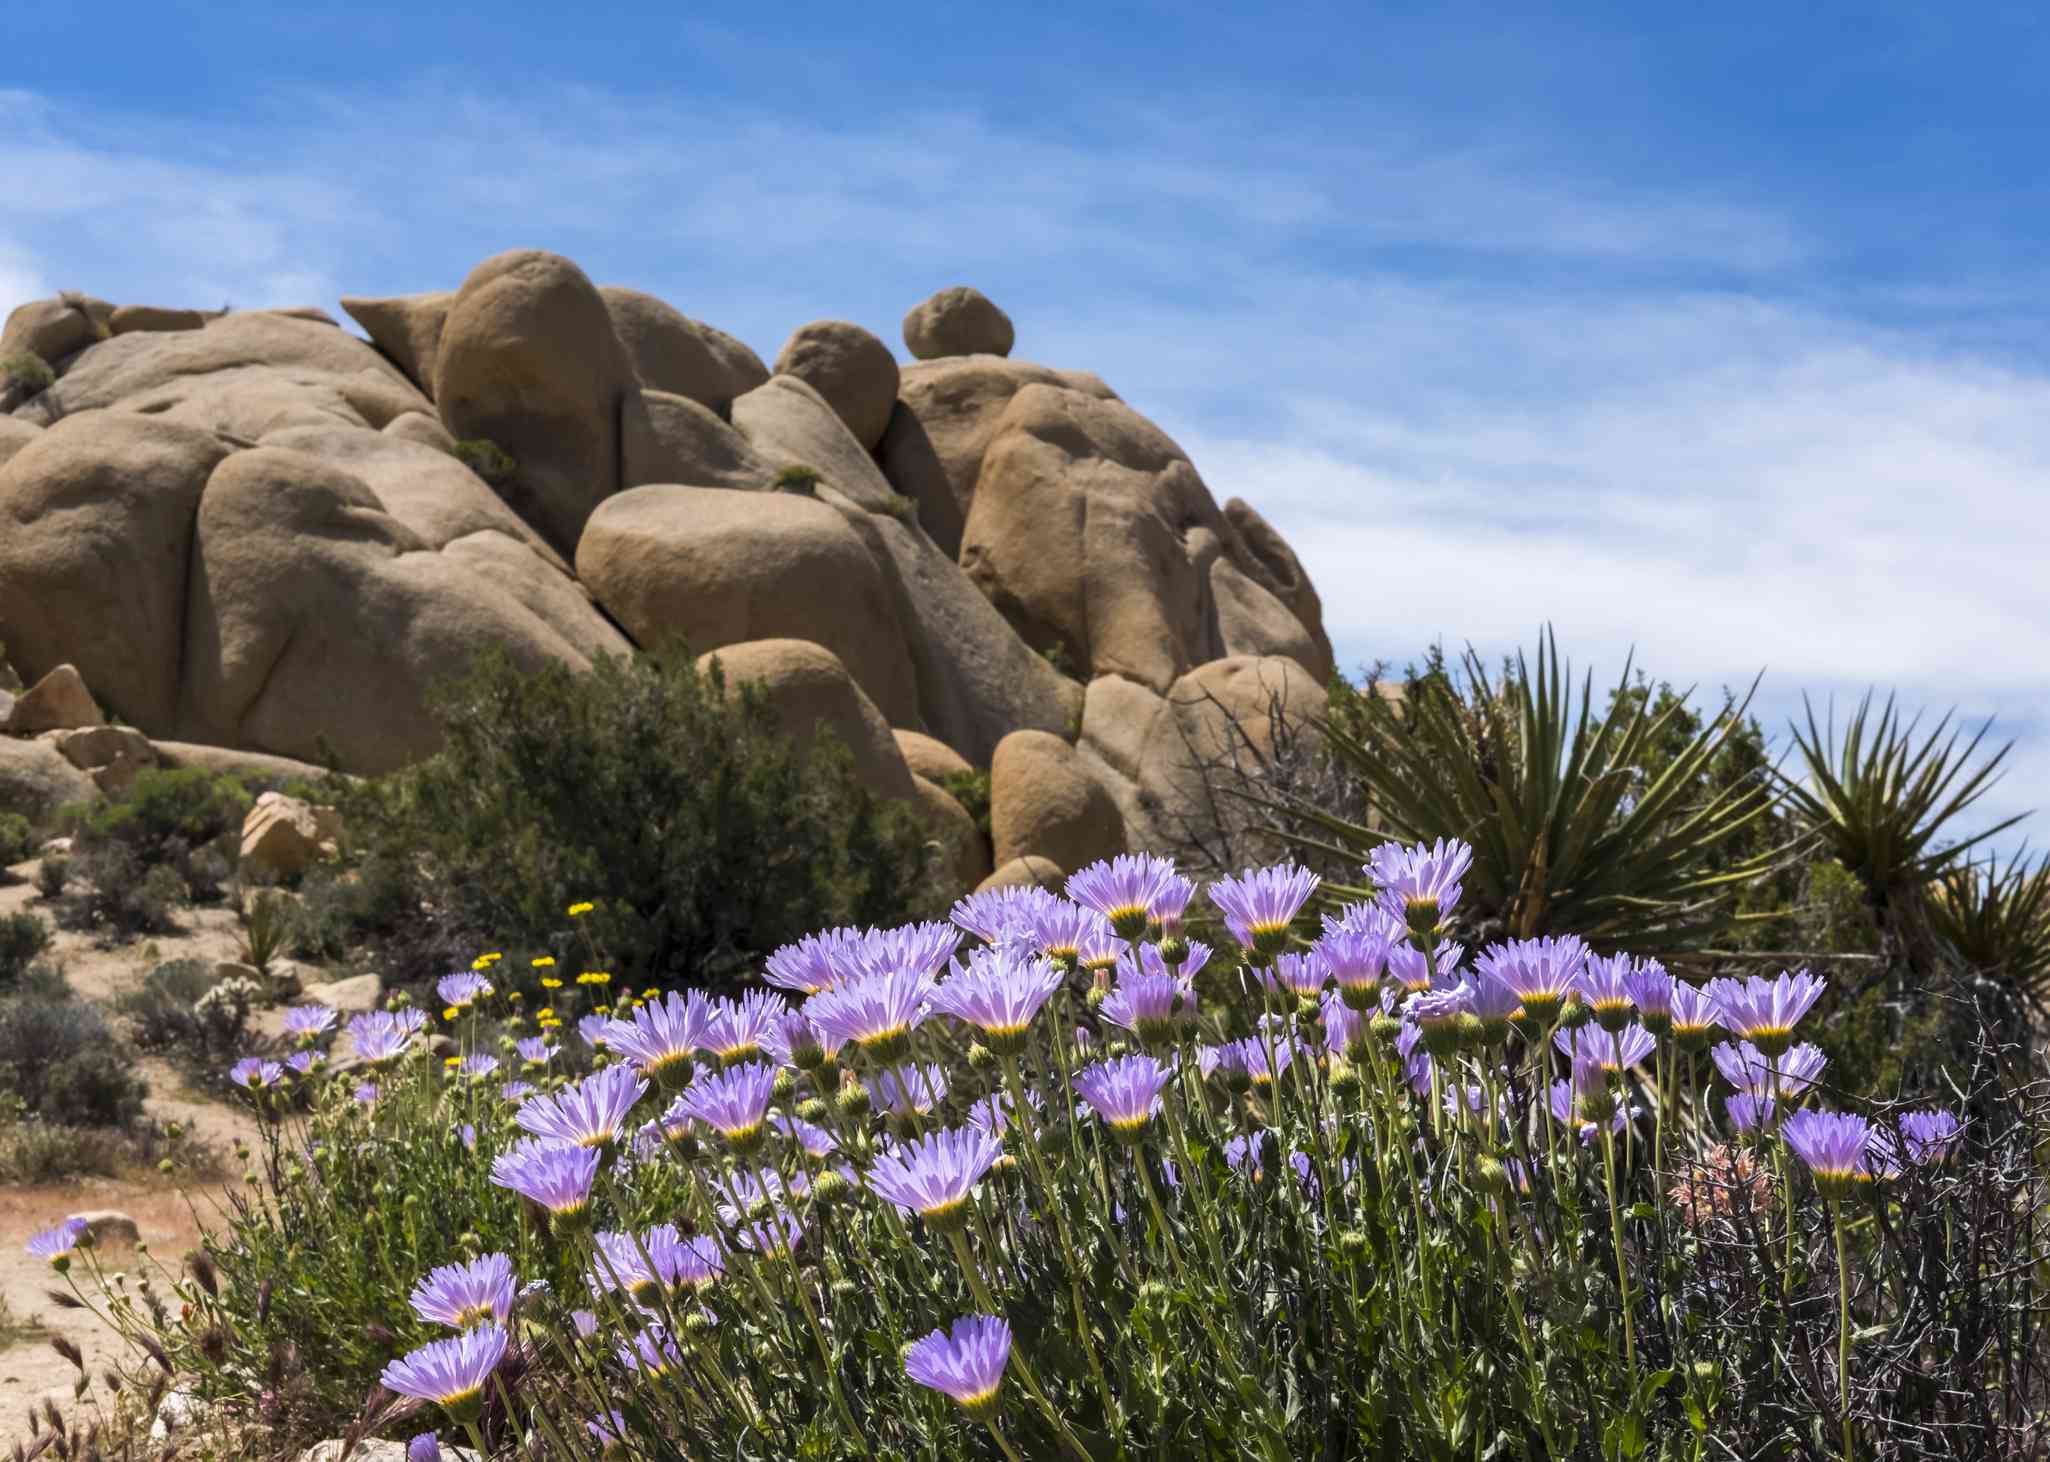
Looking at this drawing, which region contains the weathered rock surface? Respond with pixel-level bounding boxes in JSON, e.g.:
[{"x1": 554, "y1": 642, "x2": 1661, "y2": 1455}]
[
  {"x1": 4, "y1": 664, "x2": 105, "y2": 734},
  {"x1": 893, "y1": 728, "x2": 974, "y2": 783},
  {"x1": 306, "y1": 972, "x2": 383, "y2": 1014},
  {"x1": 903, "y1": 286, "x2": 1015, "y2": 360},
  {"x1": 731, "y1": 374, "x2": 903, "y2": 514},
  {"x1": 579, "y1": 486, "x2": 918, "y2": 725},
  {"x1": 0, "y1": 736, "x2": 97, "y2": 819},
  {"x1": 50, "y1": 724, "x2": 157, "y2": 795},
  {"x1": 240, "y1": 790, "x2": 342, "y2": 881},
  {"x1": 152, "y1": 741, "x2": 337, "y2": 786},
  {"x1": 696, "y1": 639, "x2": 915, "y2": 802},
  {"x1": 771, "y1": 320, "x2": 899, "y2": 451},
  {"x1": 339, "y1": 291, "x2": 454, "y2": 394},
  {"x1": 0, "y1": 417, "x2": 39, "y2": 472},
  {"x1": 433, "y1": 250, "x2": 637, "y2": 556},
  {"x1": 109, "y1": 305, "x2": 206, "y2": 335},
  {"x1": 382, "y1": 410, "x2": 457, "y2": 453},
  {"x1": 976, "y1": 854, "x2": 1065, "y2": 894},
  {"x1": 910, "y1": 772, "x2": 993, "y2": 894},
  {"x1": 989, "y1": 728, "x2": 1124, "y2": 873},
  {"x1": 66, "y1": 1211, "x2": 140, "y2": 1247},
  {"x1": 1, "y1": 296, "x2": 110, "y2": 364},
  {"x1": 620, "y1": 388, "x2": 782, "y2": 492},
  {"x1": 1223, "y1": 498, "x2": 1333, "y2": 681},
  {"x1": 600, "y1": 287, "x2": 769, "y2": 414}
]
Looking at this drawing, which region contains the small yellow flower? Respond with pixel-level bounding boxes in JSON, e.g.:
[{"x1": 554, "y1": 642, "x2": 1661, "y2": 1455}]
[
  {"x1": 442, "y1": 1007, "x2": 459, "y2": 1022},
  {"x1": 642, "y1": 987, "x2": 661, "y2": 999},
  {"x1": 533, "y1": 956, "x2": 557, "y2": 969},
  {"x1": 443, "y1": 1056, "x2": 461, "y2": 1068},
  {"x1": 566, "y1": 902, "x2": 595, "y2": 918},
  {"x1": 536, "y1": 1007, "x2": 555, "y2": 1020},
  {"x1": 593, "y1": 1004, "x2": 611, "y2": 1016},
  {"x1": 507, "y1": 991, "x2": 524, "y2": 1003},
  {"x1": 541, "y1": 977, "x2": 562, "y2": 990},
  {"x1": 577, "y1": 971, "x2": 612, "y2": 986}
]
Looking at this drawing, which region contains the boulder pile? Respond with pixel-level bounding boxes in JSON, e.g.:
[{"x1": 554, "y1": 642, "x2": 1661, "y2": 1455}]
[{"x1": 0, "y1": 255, "x2": 1331, "y2": 892}]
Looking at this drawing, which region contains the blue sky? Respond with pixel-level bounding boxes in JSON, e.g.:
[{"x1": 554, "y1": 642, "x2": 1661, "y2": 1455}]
[{"x1": 4, "y1": 2, "x2": 2045, "y2": 852}]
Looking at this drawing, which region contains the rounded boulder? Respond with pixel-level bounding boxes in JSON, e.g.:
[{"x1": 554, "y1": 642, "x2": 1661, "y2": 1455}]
[
  {"x1": 902, "y1": 286, "x2": 1015, "y2": 360},
  {"x1": 600, "y1": 287, "x2": 769, "y2": 414},
  {"x1": 770, "y1": 320, "x2": 899, "y2": 452},
  {"x1": 696, "y1": 639, "x2": 915, "y2": 803},
  {"x1": 989, "y1": 728, "x2": 1125, "y2": 873}
]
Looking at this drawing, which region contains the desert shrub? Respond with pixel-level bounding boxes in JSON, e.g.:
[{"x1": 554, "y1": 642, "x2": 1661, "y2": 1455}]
[
  {"x1": 34, "y1": 852, "x2": 70, "y2": 899},
  {"x1": 237, "y1": 889, "x2": 293, "y2": 974},
  {"x1": 285, "y1": 851, "x2": 424, "y2": 965},
  {"x1": 0, "y1": 811, "x2": 36, "y2": 869},
  {"x1": 68, "y1": 766, "x2": 251, "y2": 871},
  {"x1": 771, "y1": 463, "x2": 821, "y2": 494},
  {"x1": 940, "y1": 766, "x2": 993, "y2": 841},
  {"x1": 117, "y1": 958, "x2": 253, "y2": 1063},
  {"x1": 0, "y1": 350, "x2": 55, "y2": 394},
  {"x1": 56, "y1": 845, "x2": 2050, "y2": 1458},
  {"x1": 0, "y1": 912, "x2": 52, "y2": 988},
  {"x1": 52, "y1": 842, "x2": 186, "y2": 938},
  {"x1": 331, "y1": 647, "x2": 940, "y2": 991},
  {"x1": 0, "y1": 990, "x2": 145, "y2": 1127},
  {"x1": 452, "y1": 437, "x2": 516, "y2": 485}
]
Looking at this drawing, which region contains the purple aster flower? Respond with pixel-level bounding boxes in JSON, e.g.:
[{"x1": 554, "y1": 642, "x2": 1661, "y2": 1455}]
[
  {"x1": 1366, "y1": 837, "x2": 1474, "y2": 932},
  {"x1": 1476, "y1": 936, "x2": 1589, "y2": 1024},
  {"x1": 1554, "y1": 1023, "x2": 1656, "y2": 1074},
  {"x1": 1575, "y1": 954, "x2": 1639, "y2": 1031},
  {"x1": 1073, "y1": 1053, "x2": 1176, "y2": 1138},
  {"x1": 347, "y1": 1011, "x2": 416, "y2": 1066},
  {"x1": 1153, "y1": 873, "x2": 1198, "y2": 936},
  {"x1": 806, "y1": 968, "x2": 933, "y2": 1061},
  {"x1": 1316, "y1": 922, "x2": 1398, "y2": 1007},
  {"x1": 929, "y1": 944, "x2": 1064, "y2": 1052},
  {"x1": 1227, "y1": 1033, "x2": 1297, "y2": 1089},
  {"x1": 1264, "y1": 950, "x2": 1330, "y2": 1000},
  {"x1": 1322, "y1": 992, "x2": 1366, "y2": 1056},
  {"x1": 862, "y1": 921, "x2": 966, "y2": 982},
  {"x1": 1024, "y1": 900, "x2": 1110, "y2": 966},
  {"x1": 515, "y1": 1064, "x2": 648, "y2": 1149},
  {"x1": 379, "y1": 1323, "x2": 508, "y2": 1422},
  {"x1": 701, "y1": 990, "x2": 789, "y2": 1064},
  {"x1": 1467, "y1": 968, "x2": 1525, "y2": 1040},
  {"x1": 773, "y1": 1113, "x2": 839, "y2": 1159},
  {"x1": 284, "y1": 1050, "x2": 317, "y2": 1076},
  {"x1": 585, "y1": 1411, "x2": 628, "y2": 1451},
  {"x1": 229, "y1": 1057, "x2": 285, "y2": 1090},
  {"x1": 905, "y1": 1314, "x2": 1012, "y2": 1421},
  {"x1": 489, "y1": 1138, "x2": 600, "y2": 1217},
  {"x1": 1621, "y1": 960, "x2": 1676, "y2": 1037},
  {"x1": 407, "y1": 1433, "x2": 440, "y2": 1462},
  {"x1": 761, "y1": 1005, "x2": 838, "y2": 1069},
  {"x1": 1669, "y1": 980, "x2": 1722, "y2": 1048},
  {"x1": 1074, "y1": 921, "x2": 1129, "y2": 977},
  {"x1": 1209, "y1": 864, "x2": 1321, "y2": 954},
  {"x1": 353, "y1": 1081, "x2": 380, "y2": 1105},
  {"x1": 1782, "y1": 1107, "x2": 1874, "y2": 1200},
  {"x1": 966, "y1": 1088, "x2": 1039, "y2": 1140},
  {"x1": 571, "y1": 1309, "x2": 601, "y2": 1338},
  {"x1": 281, "y1": 1005, "x2": 336, "y2": 1041},
  {"x1": 590, "y1": 1223, "x2": 723, "y2": 1304},
  {"x1": 724, "y1": 1203, "x2": 804, "y2": 1259},
  {"x1": 675, "y1": 1061, "x2": 778, "y2": 1150},
  {"x1": 1711, "y1": 1040, "x2": 1826, "y2": 1099},
  {"x1": 579, "y1": 1013, "x2": 616, "y2": 1049},
  {"x1": 458, "y1": 1053, "x2": 499, "y2": 1079},
  {"x1": 868, "y1": 1062, "x2": 949, "y2": 1119},
  {"x1": 409, "y1": 1252, "x2": 515, "y2": 1330},
  {"x1": 1726, "y1": 1093, "x2": 1778, "y2": 1133},
  {"x1": 765, "y1": 927, "x2": 869, "y2": 994},
  {"x1": 515, "y1": 1036, "x2": 553, "y2": 1064},
  {"x1": 459, "y1": 1124, "x2": 477, "y2": 1152},
  {"x1": 1898, "y1": 1108, "x2": 1963, "y2": 1164},
  {"x1": 1100, "y1": 963, "x2": 1194, "y2": 1048},
  {"x1": 867, "y1": 1125, "x2": 1004, "y2": 1228},
  {"x1": 605, "y1": 989, "x2": 712, "y2": 1087},
  {"x1": 27, "y1": 1218, "x2": 89, "y2": 1270},
  {"x1": 1405, "y1": 982, "x2": 1473, "y2": 1055},
  {"x1": 494, "y1": 1080, "x2": 532, "y2": 1105},
  {"x1": 1067, "y1": 853, "x2": 1182, "y2": 937},
  {"x1": 617, "y1": 1324, "x2": 686, "y2": 1377},
  {"x1": 950, "y1": 885, "x2": 1062, "y2": 945},
  {"x1": 1706, "y1": 969, "x2": 1827, "y2": 1057},
  {"x1": 1549, "y1": 1054, "x2": 1626, "y2": 1137},
  {"x1": 437, "y1": 972, "x2": 493, "y2": 1010}
]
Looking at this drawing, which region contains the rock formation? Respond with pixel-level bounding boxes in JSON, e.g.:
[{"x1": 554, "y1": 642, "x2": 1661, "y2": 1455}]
[{"x1": 0, "y1": 265, "x2": 1330, "y2": 890}]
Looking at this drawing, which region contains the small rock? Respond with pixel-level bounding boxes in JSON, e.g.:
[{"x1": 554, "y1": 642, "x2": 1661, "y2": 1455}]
[
  {"x1": 50, "y1": 724, "x2": 157, "y2": 795},
  {"x1": 66, "y1": 1210, "x2": 140, "y2": 1247},
  {"x1": 306, "y1": 973, "x2": 383, "y2": 1013},
  {"x1": 3, "y1": 663, "x2": 105, "y2": 734},
  {"x1": 109, "y1": 305, "x2": 207, "y2": 335},
  {"x1": 149, "y1": 1386, "x2": 209, "y2": 1443},
  {"x1": 903, "y1": 286, "x2": 1015, "y2": 360},
  {"x1": 976, "y1": 855, "x2": 1065, "y2": 894},
  {"x1": 39, "y1": 835, "x2": 74, "y2": 857},
  {"x1": 240, "y1": 790, "x2": 342, "y2": 882}
]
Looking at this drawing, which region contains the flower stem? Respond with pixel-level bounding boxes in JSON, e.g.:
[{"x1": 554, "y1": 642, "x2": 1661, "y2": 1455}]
[
  {"x1": 1835, "y1": 1201, "x2": 1854, "y2": 1461},
  {"x1": 946, "y1": 1229, "x2": 1092, "y2": 1462},
  {"x1": 1600, "y1": 1121, "x2": 1636, "y2": 1373}
]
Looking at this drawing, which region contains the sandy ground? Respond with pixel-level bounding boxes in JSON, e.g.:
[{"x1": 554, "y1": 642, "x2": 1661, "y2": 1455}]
[{"x1": 1, "y1": 860, "x2": 271, "y2": 1423}]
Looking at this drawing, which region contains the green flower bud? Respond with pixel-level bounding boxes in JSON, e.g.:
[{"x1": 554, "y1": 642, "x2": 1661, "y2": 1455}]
[
  {"x1": 836, "y1": 1083, "x2": 872, "y2": 1121},
  {"x1": 795, "y1": 1097, "x2": 828, "y2": 1123},
  {"x1": 771, "y1": 1069, "x2": 797, "y2": 1103},
  {"x1": 967, "y1": 1042, "x2": 998, "y2": 1072}
]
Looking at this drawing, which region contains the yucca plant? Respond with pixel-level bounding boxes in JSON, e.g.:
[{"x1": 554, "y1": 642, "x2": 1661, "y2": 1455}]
[
  {"x1": 1926, "y1": 849, "x2": 2050, "y2": 1004},
  {"x1": 1271, "y1": 629, "x2": 1785, "y2": 952},
  {"x1": 1776, "y1": 691, "x2": 2027, "y2": 919}
]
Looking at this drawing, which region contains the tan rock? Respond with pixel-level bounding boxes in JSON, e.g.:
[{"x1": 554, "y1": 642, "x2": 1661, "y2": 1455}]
[
  {"x1": 339, "y1": 291, "x2": 453, "y2": 393},
  {"x1": 433, "y1": 250, "x2": 638, "y2": 555},
  {"x1": 770, "y1": 320, "x2": 899, "y2": 451},
  {"x1": 579, "y1": 487, "x2": 918, "y2": 724},
  {"x1": 989, "y1": 729, "x2": 1125, "y2": 872},
  {"x1": 830, "y1": 508, "x2": 1081, "y2": 764},
  {"x1": 17, "y1": 311, "x2": 429, "y2": 431},
  {"x1": 109, "y1": 305, "x2": 206, "y2": 335},
  {"x1": 894, "y1": 729, "x2": 974, "y2": 783},
  {"x1": 1223, "y1": 498, "x2": 1333, "y2": 681},
  {"x1": 599, "y1": 287, "x2": 769, "y2": 414},
  {"x1": 152, "y1": 742, "x2": 338, "y2": 787},
  {"x1": 1080, "y1": 673, "x2": 1168, "y2": 785},
  {"x1": 903, "y1": 286, "x2": 1015, "y2": 360},
  {"x1": 50, "y1": 725, "x2": 158, "y2": 796},
  {"x1": 976, "y1": 855, "x2": 1065, "y2": 894},
  {"x1": 910, "y1": 773, "x2": 992, "y2": 895},
  {"x1": 381, "y1": 410, "x2": 457, "y2": 452},
  {"x1": 0, "y1": 414, "x2": 230, "y2": 730},
  {"x1": 1210, "y1": 555, "x2": 1328, "y2": 680},
  {"x1": 5, "y1": 664, "x2": 105, "y2": 734},
  {"x1": 1136, "y1": 654, "x2": 1326, "y2": 853},
  {"x1": 730, "y1": 374, "x2": 904, "y2": 513},
  {"x1": 619, "y1": 388, "x2": 783, "y2": 492},
  {"x1": 697, "y1": 639, "x2": 915, "y2": 802},
  {"x1": 65, "y1": 1211, "x2": 140, "y2": 1247},
  {"x1": 179, "y1": 446, "x2": 615, "y2": 773},
  {"x1": 0, "y1": 736, "x2": 97, "y2": 820},
  {"x1": 0, "y1": 417, "x2": 39, "y2": 472},
  {"x1": 0, "y1": 296, "x2": 107, "y2": 364},
  {"x1": 881, "y1": 356, "x2": 1118, "y2": 555},
  {"x1": 440, "y1": 530, "x2": 635, "y2": 664},
  {"x1": 240, "y1": 790, "x2": 341, "y2": 881},
  {"x1": 305, "y1": 972, "x2": 383, "y2": 1014},
  {"x1": 261, "y1": 307, "x2": 342, "y2": 327}
]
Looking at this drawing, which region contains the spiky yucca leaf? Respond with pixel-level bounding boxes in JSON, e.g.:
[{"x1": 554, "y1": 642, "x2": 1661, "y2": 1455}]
[
  {"x1": 1274, "y1": 629, "x2": 1784, "y2": 953},
  {"x1": 1926, "y1": 851, "x2": 2050, "y2": 1003},
  {"x1": 1777, "y1": 691, "x2": 2026, "y2": 912}
]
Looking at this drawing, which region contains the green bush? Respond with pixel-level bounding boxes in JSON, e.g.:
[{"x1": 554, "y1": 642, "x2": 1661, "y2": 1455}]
[
  {"x1": 331, "y1": 647, "x2": 940, "y2": 990},
  {"x1": 34, "y1": 853, "x2": 70, "y2": 899},
  {"x1": 940, "y1": 766, "x2": 994, "y2": 841},
  {"x1": 0, "y1": 350, "x2": 55, "y2": 394},
  {"x1": 68, "y1": 765, "x2": 252, "y2": 867},
  {"x1": 0, "y1": 991, "x2": 146, "y2": 1127},
  {"x1": 52, "y1": 843, "x2": 186, "y2": 939},
  {"x1": 451, "y1": 437, "x2": 517, "y2": 486},
  {"x1": 117, "y1": 958, "x2": 253, "y2": 1062},
  {"x1": 771, "y1": 463, "x2": 822, "y2": 495},
  {"x1": 0, "y1": 812, "x2": 36, "y2": 869},
  {"x1": 0, "y1": 912, "x2": 52, "y2": 987}
]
